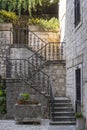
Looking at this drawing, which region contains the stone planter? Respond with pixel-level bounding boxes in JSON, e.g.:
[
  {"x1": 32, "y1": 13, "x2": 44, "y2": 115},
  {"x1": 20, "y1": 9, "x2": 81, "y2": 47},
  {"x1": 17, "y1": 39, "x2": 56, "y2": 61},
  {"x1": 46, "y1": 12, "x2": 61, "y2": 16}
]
[
  {"x1": 76, "y1": 117, "x2": 86, "y2": 130},
  {"x1": 14, "y1": 103, "x2": 41, "y2": 124}
]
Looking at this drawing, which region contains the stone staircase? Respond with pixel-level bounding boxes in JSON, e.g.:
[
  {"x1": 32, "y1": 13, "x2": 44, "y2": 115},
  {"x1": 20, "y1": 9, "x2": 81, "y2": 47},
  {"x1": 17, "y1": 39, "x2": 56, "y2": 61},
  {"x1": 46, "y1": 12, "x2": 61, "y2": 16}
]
[
  {"x1": 0, "y1": 27, "x2": 76, "y2": 124},
  {"x1": 50, "y1": 97, "x2": 76, "y2": 125}
]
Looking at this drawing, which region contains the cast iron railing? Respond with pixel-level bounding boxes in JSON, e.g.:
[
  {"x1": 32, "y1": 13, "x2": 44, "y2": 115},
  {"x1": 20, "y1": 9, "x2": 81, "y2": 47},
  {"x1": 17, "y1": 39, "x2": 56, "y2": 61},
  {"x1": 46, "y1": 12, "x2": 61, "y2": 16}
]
[
  {"x1": 49, "y1": 84, "x2": 54, "y2": 119},
  {"x1": 0, "y1": 28, "x2": 65, "y2": 119},
  {"x1": 12, "y1": 29, "x2": 65, "y2": 62},
  {"x1": 6, "y1": 58, "x2": 50, "y2": 97},
  {"x1": 12, "y1": 28, "x2": 48, "y2": 49},
  {"x1": 28, "y1": 42, "x2": 64, "y2": 69},
  {"x1": 28, "y1": 30, "x2": 47, "y2": 51}
]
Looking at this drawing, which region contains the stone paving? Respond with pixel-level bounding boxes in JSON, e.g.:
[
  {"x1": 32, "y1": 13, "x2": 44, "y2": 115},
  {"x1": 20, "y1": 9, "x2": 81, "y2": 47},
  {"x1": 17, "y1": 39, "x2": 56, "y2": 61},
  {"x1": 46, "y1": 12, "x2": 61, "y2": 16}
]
[{"x1": 0, "y1": 119, "x2": 76, "y2": 130}]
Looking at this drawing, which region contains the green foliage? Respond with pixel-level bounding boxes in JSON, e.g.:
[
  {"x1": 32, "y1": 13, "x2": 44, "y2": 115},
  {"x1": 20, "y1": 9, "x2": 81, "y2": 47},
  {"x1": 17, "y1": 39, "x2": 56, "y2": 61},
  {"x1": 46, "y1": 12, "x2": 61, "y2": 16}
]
[
  {"x1": 0, "y1": 83, "x2": 6, "y2": 114},
  {"x1": 18, "y1": 93, "x2": 30, "y2": 102},
  {"x1": 0, "y1": 10, "x2": 18, "y2": 24},
  {"x1": 0, "y1": 0, "x2": 59, "y2": 16},
  {"x1": 42, "y1": 0, "x2": 59, "y2": 6},
  {"x1": 0, "y1": 0, "x2": 43, "y2": 16},
  {"x1": 75, "y1": 112, "x2": 83, "y2": 118},
  {"x1": 28, "y1": 17, "x2": 60, "y2": 32}
]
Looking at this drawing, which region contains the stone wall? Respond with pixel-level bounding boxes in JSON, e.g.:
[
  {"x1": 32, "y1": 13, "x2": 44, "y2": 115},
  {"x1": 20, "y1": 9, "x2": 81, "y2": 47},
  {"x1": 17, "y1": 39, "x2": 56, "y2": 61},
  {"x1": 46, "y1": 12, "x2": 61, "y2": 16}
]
[
  {"x1": 0, "y1": 23, "x2": 13, "y2": 78},
  {"x1": 59, "y1": 0, "x2": 87, "y2": 127},
  {"x1": 6, "y1": 47, "x2": 66, "y2": 118},
  {"x1": 43, "y1": 61, "x2": 66, "y2": 96},
  {"x1": 10, "y1": 47, "x2": 33, "y2": 59},
  {"x1": 0, "y1": 24, "x2": 66, "y2": 120},
  {"x1": 6, "y1": 79, "x2": 49, "y2": 119},
  {"x1": 6, "y1": 60, "x2": 66, "y2": 119},
  {"x1": 0, "y1": 23, "x2": 13, "y2": 44},
  {"x1": 28, "y1": 25, "x2": 60, "y2": 42}
]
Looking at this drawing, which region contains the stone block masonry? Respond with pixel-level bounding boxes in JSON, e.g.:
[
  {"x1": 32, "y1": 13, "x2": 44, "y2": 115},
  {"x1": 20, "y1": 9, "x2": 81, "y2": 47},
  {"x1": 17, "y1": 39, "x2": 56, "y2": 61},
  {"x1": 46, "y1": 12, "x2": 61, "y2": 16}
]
[
  {"x1": 6, "y1": 79, "x2": 49, "y2": 119},
  {"x1": 43, "y1": 61, "x2": 66, "y2": 97},
  {"x1": 59, "y1": 0, "x2": 87, "y2": 127},
  {"x1": 0, "y1": 23, "x2": 13, "y2": 78},
  {"x1": 0, "y1": 23, "x2": 13, "y2": 44}
]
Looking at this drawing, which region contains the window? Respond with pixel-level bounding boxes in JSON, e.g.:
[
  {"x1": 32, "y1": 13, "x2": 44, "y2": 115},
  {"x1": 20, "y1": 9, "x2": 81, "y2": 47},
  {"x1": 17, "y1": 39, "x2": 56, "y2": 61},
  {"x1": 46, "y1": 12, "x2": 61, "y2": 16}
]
[{"x1": 74, "y1": 0, "x2": 81, "y2": 27}]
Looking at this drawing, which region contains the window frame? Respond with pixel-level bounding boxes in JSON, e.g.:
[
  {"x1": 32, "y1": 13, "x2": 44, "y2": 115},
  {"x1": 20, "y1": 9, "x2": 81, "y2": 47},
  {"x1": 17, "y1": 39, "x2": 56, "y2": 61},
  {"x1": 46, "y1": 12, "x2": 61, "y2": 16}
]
[{"x1": 74, "y1": 0, "x2": 81, "y2": 27}]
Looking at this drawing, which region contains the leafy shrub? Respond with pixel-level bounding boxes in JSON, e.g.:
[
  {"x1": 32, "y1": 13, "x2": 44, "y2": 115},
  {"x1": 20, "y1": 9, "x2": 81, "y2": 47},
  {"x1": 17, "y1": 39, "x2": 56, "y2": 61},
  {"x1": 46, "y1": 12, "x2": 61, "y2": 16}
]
[
  {"x1": 0, "y1": 10, "x2": 18, "y2": 24},
  {"x1": 18, "y1": 93, "x2": 30, "y2": 102},
  {"x1": 0, "y1": 0, "x2": 43, "y2": 16},
  {"x1": 28, "y1": 17, "x2": 60, "y2": 32},
  {"x1": 75, "y1": 112, "x2": 83, "y2": 118}
]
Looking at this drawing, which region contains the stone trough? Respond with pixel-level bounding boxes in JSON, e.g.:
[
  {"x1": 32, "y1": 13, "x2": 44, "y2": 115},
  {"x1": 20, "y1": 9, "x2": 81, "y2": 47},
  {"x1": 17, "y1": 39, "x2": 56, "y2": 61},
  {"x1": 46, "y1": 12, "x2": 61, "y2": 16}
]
[{"x1": 14, "y1": 103, "x2": 41, "y2": 124}]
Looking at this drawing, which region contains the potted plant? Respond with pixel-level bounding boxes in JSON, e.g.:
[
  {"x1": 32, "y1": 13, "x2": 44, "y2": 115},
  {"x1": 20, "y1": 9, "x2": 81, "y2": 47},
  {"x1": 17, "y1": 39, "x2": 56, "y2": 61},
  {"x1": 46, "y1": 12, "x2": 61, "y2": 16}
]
[
  {"x1": 15, "y1": 93, "x2": 41, "y2": 124},
  {"x1": 17, "y1": 93, "x2": 39, "y2": 105},
  {"x1": 17, "y1": 93, "x2": 30, "y2": 105},
  {"x1": 75, "y1": 112, "x2": 86, "y2": 130}
]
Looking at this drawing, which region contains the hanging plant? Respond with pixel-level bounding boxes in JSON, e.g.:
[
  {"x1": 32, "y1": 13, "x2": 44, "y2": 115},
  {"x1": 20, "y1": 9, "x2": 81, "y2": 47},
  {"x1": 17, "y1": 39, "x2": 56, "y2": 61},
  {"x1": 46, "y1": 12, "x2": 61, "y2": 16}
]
[{"x1": 0, "y1": 0, "x2": 43, "y2": 16}]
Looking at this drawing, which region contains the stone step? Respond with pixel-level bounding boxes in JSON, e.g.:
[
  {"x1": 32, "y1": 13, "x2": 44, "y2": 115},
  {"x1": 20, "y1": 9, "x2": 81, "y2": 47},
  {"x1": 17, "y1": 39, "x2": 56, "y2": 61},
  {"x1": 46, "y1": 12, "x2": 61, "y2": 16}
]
[
  {"x1": 54, "y1": 97, "x2": 71, "y2": 103},
  {"x1": 50, "y1": 120, "x2": 76, "y2": 125},
  {"x1": 52, "y1": 116, "x2": 76, "y2": 121},
  {"x1": 53, "y1": 102, "x2": 72, "y2": 107},
  {"x1": 53, "y1": 106, "x2": 73, "y2": 111},
  {"x1": 54, "y1": 97, "x2": 70, "y2": 100},
  {"x1": 50, "y1": 97, "x2": 76, "y2": 125},
  {"x1": 52, "y1": 111, "x2": 75, "y2": 116}
]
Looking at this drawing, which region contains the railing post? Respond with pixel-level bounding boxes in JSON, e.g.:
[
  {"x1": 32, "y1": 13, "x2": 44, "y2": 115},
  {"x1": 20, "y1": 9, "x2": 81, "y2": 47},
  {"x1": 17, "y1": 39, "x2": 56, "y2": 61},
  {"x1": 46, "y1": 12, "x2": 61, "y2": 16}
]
[{"x1": 6, "y1": 59, "x2": 11, "y2": 78}]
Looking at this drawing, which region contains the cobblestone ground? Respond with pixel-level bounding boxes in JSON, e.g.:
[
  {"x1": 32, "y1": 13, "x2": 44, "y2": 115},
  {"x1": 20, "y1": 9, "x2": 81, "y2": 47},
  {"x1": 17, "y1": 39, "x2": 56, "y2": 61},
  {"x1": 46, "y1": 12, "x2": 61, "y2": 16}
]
[{"x1": 0, "y1": 120, "x2": 76, "y2": 130}]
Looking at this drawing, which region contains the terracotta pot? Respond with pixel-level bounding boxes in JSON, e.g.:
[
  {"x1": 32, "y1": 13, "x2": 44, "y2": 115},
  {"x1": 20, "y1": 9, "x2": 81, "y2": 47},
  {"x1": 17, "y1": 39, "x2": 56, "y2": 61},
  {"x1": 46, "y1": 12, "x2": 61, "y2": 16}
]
[
  {"x1": 31, "y1": 100, "x2": 39, "y2": 105},
  {"x1": 17, "y1": 100, "x2": 29, "y2": 105}
]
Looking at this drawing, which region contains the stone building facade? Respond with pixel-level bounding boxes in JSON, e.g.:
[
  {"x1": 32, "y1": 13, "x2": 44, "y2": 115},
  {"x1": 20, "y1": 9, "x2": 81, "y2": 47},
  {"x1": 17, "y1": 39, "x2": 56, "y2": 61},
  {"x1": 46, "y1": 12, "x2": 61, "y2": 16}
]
[{"x1": 59, "y1": 0, "x2": 87, "y2": 128}]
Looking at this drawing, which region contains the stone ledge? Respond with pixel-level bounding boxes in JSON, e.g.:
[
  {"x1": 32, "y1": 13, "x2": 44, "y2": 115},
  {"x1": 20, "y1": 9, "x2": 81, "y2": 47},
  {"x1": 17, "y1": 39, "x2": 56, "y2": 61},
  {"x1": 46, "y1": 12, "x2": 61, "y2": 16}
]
[
  {"x1": 15, "y1": 118, "x2": 41, "y2": 124},
  {"x1": 46, "y1": 60, "x2": 66, "y2": 65},
  {"x1": 0, "y1": 23, "x2": 12, "y2": 31}
]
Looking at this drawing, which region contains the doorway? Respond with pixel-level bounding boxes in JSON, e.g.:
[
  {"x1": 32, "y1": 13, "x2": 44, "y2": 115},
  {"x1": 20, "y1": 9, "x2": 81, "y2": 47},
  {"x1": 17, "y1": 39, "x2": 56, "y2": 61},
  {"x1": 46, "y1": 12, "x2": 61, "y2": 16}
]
[
  {"x1": 75, "y1": 67, "x2": 81, "y2": 112},
  {"x1": 13, "y1": 27, "x2": 28, "y2": 46}
]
